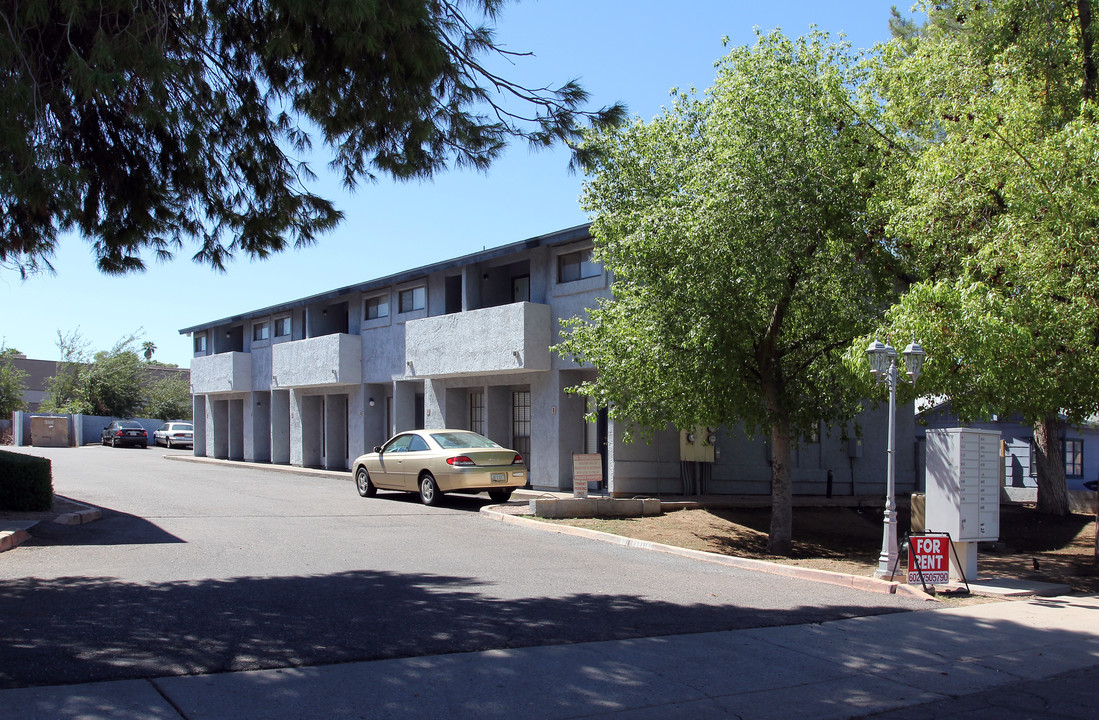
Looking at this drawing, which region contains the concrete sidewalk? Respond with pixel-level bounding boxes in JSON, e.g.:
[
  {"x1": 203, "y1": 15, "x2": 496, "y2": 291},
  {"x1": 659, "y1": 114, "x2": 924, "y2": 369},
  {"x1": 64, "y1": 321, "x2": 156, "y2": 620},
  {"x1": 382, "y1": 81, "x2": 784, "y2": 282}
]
[{"x1": 4, "y1": 594, "x2": 1097, "y2": 720}]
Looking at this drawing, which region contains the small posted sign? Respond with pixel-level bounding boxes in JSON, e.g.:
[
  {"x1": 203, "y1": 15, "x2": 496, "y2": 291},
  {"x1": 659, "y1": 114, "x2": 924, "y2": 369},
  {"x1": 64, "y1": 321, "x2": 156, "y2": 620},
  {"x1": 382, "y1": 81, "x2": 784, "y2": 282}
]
[
  {"x1": 908, "y1": 534, "x2": 951, "y2": 585},
  {"x1": 572, "y1": 454, "x2": 602, "y2": 498}
]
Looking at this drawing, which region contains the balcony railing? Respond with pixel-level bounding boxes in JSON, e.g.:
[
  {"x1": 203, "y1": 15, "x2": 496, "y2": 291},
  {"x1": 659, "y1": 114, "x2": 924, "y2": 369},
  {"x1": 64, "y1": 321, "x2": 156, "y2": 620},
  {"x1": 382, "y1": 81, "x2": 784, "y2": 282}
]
[
  {"x1": 404, "y1": 302, "x2": 551, "y2": 378},
  {"x1": 271, "y1": 333, "x2": 362, "y2": 388},
  {"x1": 190, "y1": 352, "x2": 251, "y2": 394}
]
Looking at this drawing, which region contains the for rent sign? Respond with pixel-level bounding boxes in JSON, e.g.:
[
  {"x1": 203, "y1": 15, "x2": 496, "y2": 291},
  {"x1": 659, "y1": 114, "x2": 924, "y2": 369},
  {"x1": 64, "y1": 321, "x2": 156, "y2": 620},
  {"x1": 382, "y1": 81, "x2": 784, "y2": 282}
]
[{"x1": 908, "y1": 534, "x2": 950, "y2": 585}]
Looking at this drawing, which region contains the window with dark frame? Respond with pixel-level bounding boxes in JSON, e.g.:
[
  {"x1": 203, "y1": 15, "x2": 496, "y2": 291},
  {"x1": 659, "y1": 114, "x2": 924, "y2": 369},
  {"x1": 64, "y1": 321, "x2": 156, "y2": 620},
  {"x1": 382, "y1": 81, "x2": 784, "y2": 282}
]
[
  {"x1": 274, "y1": 317, "x2": 291, "y2": 337},
  {"x1": 253, "y1": 323, "x2": 269, "y2": 342},
  {"x1": 398, "y1": 286, "x2": 425, "y2": 313},
  {"x1": 470, "y1": 391, "x2": 485, "y2": 435},
  {"x1": 557, "y1": 248, "x2": 601, "y2": 283},
  {"x1": 365, "y1": 295, "x2": 390, "y2": 320},
  {"x1": 1065, "y1": 438, "x2": 1084, "y2": 478},
  {"x1": 1029, "y1": 437, "x2": 1085, "y2": 478}
]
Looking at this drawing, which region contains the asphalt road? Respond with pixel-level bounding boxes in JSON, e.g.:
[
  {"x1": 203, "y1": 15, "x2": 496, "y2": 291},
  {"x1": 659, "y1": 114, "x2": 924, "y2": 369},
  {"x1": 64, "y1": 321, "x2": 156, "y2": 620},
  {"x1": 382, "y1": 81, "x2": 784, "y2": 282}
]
[{"x1": 0, "y1": 446, "x2": 932, "y2": 690}]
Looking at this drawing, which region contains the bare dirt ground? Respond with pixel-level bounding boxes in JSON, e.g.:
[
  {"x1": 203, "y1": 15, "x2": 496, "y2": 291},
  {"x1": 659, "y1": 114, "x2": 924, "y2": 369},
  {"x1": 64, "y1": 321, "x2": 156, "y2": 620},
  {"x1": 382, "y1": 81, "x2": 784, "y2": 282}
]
[{"x1": 536, "y1": 504, "x2": 1099, "y2": 595}]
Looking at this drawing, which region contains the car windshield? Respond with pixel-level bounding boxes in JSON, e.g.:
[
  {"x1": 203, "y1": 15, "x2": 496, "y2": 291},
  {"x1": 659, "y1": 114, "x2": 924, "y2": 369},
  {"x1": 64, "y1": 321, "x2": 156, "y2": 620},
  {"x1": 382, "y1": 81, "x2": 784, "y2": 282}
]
[{"x1": 429, "y1": 431, "x2": 502, "y2": 449}]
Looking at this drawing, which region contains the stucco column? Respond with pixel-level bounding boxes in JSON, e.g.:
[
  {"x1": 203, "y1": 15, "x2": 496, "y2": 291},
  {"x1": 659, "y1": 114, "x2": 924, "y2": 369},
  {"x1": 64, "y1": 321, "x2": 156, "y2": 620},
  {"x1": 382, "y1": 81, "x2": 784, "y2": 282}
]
[
  {"x1": 192, "y1": 397, "x2": 207, "y2": 457},
  {"x1": 424, "y1": 379, "x2": 445, "y2": 429},
  {"x1": 393, "y1": 381, "x2": 418, "y2": 433},
  {"x1": 530, "y1": 372, "x2": 558, "y2": 489},
  {"x1": 485, "y1": 386, "x2": 510, "y2": 448},
  {"x1": 289, "y1": 389, "x2": 304, "y2": 467},
  {"x1": 348, "y1": 385, "x2": 366, "y2": 460}
]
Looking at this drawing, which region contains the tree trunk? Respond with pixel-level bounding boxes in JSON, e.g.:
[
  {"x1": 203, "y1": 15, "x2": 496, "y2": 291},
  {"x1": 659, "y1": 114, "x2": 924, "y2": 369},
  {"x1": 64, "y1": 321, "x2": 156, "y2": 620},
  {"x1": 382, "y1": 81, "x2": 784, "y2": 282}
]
[
  {"x1": 1033, "y1": 416, "x2": 1070, "y2": 516},
  {"x1": 1080, "y1": 1, "x2": 1097, "y2": 102},
  {"x1": 768, "y1": 413, "x2": 794, "y2": 555}
]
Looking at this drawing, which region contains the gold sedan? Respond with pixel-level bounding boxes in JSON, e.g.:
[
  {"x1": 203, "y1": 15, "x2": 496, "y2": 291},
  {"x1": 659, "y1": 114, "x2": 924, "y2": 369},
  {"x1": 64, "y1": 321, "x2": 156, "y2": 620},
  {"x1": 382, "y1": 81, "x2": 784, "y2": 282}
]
[{"x1": 352, "y1": 429, "x2": 528, "y2": 506}]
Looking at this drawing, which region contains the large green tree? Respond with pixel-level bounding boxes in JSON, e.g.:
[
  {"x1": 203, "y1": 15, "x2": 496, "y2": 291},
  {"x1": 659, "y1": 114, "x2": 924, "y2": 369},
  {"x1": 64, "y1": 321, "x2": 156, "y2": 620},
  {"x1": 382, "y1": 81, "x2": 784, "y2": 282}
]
[
  {"x1": 84, "y1": 341, "x2": 146, "y2": 417},
  {"x1": 0, "y1": 0, "x2": 623, "y2": 276},
  {"x1": 870, "y1": 0, "x2": 1099, "y2": 515},
  {"x1": 557, "y1": 31, "x2": 902, "y2": 554},
  {"x1": 142, "y1": 373, "x2": 193, "y2": 422}
]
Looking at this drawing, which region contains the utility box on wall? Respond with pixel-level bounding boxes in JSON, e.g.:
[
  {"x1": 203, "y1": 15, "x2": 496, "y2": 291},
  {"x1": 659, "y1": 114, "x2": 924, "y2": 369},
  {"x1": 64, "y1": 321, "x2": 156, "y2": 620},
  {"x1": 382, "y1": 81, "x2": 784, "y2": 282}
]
[{"x1": 925, "y1": 428, "x2": 1001, "y2": 542}]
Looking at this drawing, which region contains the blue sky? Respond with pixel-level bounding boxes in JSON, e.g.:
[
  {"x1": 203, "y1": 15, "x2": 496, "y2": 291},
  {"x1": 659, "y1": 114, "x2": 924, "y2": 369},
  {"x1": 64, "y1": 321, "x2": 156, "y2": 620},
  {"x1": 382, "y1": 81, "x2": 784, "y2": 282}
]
[{"x1": 0, "y1": 1, "x2": 910, "y2": 367}]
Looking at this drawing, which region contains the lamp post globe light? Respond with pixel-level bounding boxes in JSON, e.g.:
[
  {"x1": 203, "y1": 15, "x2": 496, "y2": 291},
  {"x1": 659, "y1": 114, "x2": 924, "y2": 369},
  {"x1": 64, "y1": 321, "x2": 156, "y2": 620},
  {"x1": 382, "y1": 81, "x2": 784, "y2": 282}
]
[{"x1": 865, "y1": 339, "x2": 927, "y2": 578}]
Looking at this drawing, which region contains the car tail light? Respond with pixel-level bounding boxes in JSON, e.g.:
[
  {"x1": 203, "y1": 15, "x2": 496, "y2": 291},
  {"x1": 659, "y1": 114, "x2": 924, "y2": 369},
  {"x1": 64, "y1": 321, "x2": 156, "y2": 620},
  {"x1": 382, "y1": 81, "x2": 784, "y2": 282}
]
[
  {"x1": 140, "y1": 430, "x2": 147, "y2": 437},
  {"x1": 446, "y1": 456, "x2": 476, "y2": 467},
  {"x1": 115, "y1": 430, "x2": 124, "y2": 437},
  {"x1": 512, "y1": 454, "x2": 524, "y2": 465}
]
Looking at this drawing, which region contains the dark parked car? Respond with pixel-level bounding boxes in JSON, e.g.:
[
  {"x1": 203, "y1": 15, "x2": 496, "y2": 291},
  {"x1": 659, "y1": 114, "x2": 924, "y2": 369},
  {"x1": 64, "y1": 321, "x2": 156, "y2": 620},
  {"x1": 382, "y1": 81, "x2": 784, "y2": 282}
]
[{"x1": 101, "y1": 420, "x2": 148, "y2": 449}]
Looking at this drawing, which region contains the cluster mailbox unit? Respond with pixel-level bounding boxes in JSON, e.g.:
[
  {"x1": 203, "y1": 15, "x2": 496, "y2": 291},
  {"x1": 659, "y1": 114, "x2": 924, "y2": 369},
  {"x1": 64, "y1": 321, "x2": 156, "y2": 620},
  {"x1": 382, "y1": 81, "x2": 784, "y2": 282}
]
[{"x1": 924, "y1": 428, "x2": 1002, "y2": 580}]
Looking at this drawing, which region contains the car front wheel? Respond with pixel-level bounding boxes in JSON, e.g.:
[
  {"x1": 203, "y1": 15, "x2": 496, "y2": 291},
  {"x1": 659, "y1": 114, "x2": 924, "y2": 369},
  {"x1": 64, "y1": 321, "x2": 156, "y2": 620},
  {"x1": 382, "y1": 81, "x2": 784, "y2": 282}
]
[
  {"x1": 418, "y1": 473, "x2": 442, "y2": 506},
  {"x1": 355, "y1": 466, "x2": 377, "y2": 498}
]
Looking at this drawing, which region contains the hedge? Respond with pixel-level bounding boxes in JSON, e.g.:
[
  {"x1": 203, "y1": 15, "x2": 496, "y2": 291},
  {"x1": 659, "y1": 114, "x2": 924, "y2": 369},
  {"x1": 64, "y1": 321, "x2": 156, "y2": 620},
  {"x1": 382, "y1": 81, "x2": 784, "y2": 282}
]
[{"x1": 0, "y1": 450, "x2": 54, "y2": 511}]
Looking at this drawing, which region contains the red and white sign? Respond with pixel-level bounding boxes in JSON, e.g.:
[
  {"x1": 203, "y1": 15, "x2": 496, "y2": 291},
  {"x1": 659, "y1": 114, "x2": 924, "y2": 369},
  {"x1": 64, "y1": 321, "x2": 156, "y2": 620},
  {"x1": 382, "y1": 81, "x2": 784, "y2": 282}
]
[
  {"x1": 572, "y1": 454, "x2": 602, "y2": 499},
  {"x1": 908, "y1": 534, "x2": 950, "y2": 585}
]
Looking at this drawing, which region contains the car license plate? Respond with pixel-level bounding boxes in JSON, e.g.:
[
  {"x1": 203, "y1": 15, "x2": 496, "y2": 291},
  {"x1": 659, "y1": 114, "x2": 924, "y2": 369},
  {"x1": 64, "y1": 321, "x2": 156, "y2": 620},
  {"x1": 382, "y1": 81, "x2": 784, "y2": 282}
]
[{"x1": 490, "y1": 473, "x2": 507, "y2": 483}]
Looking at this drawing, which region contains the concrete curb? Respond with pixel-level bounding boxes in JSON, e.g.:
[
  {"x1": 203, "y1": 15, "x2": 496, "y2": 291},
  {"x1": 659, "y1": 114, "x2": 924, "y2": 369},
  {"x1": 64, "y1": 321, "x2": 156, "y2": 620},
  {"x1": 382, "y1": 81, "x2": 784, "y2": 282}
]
[
  {"x1": 0, "y1": 499, "x2": 103, "y2": 553},
  {"x1": 480, "y1": 506, "x2": 937, "y2": 601},
  {"x1": 0, "y1": 528, "x2": 32, "y2": 553},
  {"x1": 53, "y1": 504, "x2": 103, "y2": 525}
]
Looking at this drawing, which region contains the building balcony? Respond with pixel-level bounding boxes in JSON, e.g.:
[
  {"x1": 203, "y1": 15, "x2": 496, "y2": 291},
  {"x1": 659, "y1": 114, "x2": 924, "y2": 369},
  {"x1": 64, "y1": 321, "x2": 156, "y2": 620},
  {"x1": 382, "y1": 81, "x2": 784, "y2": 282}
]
[
  {"x1": 271, "y1": 333, "x2": 362, "y2": 388},
  {"x1": 405, "y1": 302, "x2": 551, "y2": 378},
  {"x1": 191, "y1": 352, "x2": 252, "y2": 394}
]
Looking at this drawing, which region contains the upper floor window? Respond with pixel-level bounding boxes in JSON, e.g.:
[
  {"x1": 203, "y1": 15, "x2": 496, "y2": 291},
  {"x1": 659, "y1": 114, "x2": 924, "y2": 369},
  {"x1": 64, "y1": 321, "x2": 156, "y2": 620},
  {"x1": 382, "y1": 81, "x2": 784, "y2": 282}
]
[
  {"x1": 253, "y1": 322, "x2": 269, "y2": 342},
  {"x1": 274, "y1": 317, "x2": 291, "y2": 337},
  {"x1": 557, "y1": 248, "x2": 601, "y2": 283},
  {"x1": 398, "y1": 286, "x2": 425, "y2": 313},
  {"x1": 194, "y1": 333, "x2": 207, "y2": 354},
  {"x1": 365, "y1": 294, "x2": 390, "y2": 320}
]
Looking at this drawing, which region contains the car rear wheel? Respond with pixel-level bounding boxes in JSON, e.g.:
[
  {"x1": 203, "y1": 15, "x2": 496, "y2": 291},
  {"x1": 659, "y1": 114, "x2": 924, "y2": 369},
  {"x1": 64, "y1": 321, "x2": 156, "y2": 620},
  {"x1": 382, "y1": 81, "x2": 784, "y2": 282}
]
[
  {"x1": 165, "y1": 437, "x2": 172, "y2": 449},
  {"x1": 355, "y1": 466, "x2": 377, "y2": 498},
  {"x1": 488, "y1": 489, "x2": 514, "y2": 502},
  {"x1": 418, "y1": 473, "x2": 442, "y2": 506},
  {"x1": 111, "y1": 437, "x2": 117, "y2": 448}
]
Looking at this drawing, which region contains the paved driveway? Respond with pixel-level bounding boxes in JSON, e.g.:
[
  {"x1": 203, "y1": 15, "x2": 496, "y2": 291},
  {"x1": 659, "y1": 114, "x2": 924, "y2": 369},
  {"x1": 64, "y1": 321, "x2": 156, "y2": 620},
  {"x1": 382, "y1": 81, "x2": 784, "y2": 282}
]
[{"x1": 0, "y1": 446, "x2": 931, "y2": 689}]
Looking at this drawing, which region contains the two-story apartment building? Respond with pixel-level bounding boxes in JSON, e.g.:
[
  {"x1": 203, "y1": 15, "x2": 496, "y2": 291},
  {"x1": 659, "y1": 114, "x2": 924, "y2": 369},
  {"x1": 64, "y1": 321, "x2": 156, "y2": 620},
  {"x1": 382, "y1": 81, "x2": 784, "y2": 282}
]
[{"x1": 181, "y1": 224, "x2": 916, "y2": 498}]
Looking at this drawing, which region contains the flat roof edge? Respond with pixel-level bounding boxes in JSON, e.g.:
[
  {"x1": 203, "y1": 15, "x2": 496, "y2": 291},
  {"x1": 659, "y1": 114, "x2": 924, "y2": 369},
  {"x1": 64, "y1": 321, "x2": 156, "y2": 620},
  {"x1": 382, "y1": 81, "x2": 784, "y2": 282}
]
[{"x1": 178, "y1": 223, "x2": 592, "y2": 335}]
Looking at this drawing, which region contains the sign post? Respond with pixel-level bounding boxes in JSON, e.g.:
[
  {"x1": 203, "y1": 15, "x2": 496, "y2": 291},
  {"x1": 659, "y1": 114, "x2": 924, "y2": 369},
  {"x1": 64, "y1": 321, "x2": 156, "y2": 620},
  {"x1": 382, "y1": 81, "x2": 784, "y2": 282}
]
[
  {"x1": 907, "y1": 533, "x2": 951, "y2": 586},
  {"x1": 572, "y1": 454, "x2": 602, "y2": 498}
]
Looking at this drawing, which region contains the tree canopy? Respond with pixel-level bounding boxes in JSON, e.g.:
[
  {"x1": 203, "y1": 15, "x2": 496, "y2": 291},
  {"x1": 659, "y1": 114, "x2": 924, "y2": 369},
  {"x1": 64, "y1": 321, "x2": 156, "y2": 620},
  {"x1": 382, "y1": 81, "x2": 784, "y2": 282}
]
[
  {"x1": 557, "y1": 30, "x2": 902, "y2": 554},
  {"x1": 0, "y1": 0, "x2": 624, "y2": 276},
  {"x1": 867, "y1": 0, "x2": 1099, "y2": 514},
  {"x1": 0, "y1": 346, "x2": 28, "y2": 416}
]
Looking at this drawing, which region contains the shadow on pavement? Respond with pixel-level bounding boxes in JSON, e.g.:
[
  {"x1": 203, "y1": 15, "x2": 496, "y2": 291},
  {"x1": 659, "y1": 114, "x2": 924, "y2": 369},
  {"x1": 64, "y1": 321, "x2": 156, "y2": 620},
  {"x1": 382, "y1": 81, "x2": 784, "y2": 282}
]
[{"x1": 1, "y1": 566, "x2": 916, "y2": 690}]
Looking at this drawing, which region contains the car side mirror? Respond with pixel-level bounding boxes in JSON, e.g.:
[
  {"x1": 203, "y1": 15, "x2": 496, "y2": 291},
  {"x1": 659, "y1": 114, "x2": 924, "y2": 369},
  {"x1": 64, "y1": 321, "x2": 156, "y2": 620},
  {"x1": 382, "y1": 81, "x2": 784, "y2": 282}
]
[{"x1": 373, "y1": 446, "x2": 382, "y2": 453}]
